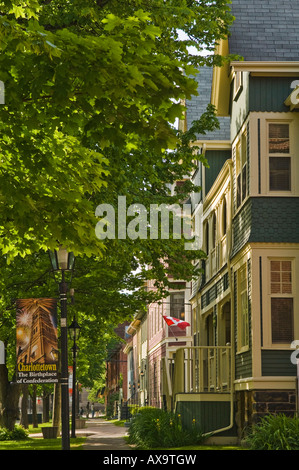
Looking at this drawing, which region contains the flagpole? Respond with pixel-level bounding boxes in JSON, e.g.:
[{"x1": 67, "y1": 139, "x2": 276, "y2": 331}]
[
  {"x1": 167, "y1": 323, "x2": 178, "y2": 341},
  {"x1": 151, "y1": 300, "x2": 191, "y2": 340}
]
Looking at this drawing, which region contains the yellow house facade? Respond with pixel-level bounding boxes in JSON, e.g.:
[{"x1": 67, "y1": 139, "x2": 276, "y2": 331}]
[{"x1": 165, "y1": 0, "x2": 299, "y2": 443}]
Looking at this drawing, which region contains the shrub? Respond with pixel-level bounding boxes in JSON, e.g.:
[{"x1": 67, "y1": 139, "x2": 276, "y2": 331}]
[
  {"x1": 129, "y1": 405, "x2": 156, "y2": 416},
  {"x1": 11, "y1": 425, "x2": 29, "y2": 440},
  {"x1": 245, "y1": 414, "x2": 299, "y2": 450},
  {"x1": 0, "y1": 427, "x2": 11, "y2": 441},
  {"x1": 0, "y1": 425, "x2": 29, "y2": 441},
  {"x1": 128, "y1": 407, "x2": 204, "y2": 449}
]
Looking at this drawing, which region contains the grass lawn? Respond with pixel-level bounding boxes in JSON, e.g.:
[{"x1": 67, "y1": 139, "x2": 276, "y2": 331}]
[
  {"x1": 0, "y1": 422, "x2": 86, "y2": 450},
  {"x1": 0, "y1": 437, "x2": 86, "y2": 450}
]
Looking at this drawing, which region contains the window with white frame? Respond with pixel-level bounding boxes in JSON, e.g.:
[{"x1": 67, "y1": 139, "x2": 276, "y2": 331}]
[
  {"x1": 237, "y1": 263, "x2": 249, "y2": 351},
  {"x1": 170, "y1": 292, "x2": 185, "y2": 320},
  {"x1": 268, "y1": 123, "x2": 291, "y2": 191},
  {"x1": 270, "y1": 259, "x2": 293, "y2": 344}
]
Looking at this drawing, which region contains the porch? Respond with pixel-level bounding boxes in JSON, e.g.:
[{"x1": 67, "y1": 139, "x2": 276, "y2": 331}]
[{"x1": 161, "y1": 346, "x2": 236, "y2": 438}]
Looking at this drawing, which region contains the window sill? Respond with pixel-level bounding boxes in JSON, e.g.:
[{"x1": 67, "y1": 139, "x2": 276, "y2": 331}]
[
  {"x1": 236, "y1": 346, "x2": 249, "y2": 355},
  {"x1": 266, "y1": 190, "x2": 294, "y2": 197}
]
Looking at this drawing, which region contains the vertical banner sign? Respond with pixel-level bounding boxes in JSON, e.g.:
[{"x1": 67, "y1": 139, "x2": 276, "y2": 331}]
[
  {"x1": 16, "y1": 298, "x2": 59, "y2": 384},
  {"x1": 68, "y1": 366, "x2": 73, "y2": 398}
]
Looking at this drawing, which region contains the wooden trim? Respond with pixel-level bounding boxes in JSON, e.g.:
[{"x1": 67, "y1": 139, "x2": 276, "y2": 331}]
[
  {"x1": 203, "y1": 159, "x2": 232, "y2": 210},
  {"x1": 231, "y1": 61, "x2": 299, "y2": 75},
  {"x1": 249, "y1": 112, "x2": 299, "y2": 198},
  {"x1": 211, "y1": 38, "x2": 231, "y2": 116},
  {"x1": 234, "y1": 376, "x2": 296, "y2": 391},
  {"x1": 175, "y1": 393, "x2": 231, "y2": 402},
  {"x1": 191, "y1": 140, "x2": 231, "y2": 151}
]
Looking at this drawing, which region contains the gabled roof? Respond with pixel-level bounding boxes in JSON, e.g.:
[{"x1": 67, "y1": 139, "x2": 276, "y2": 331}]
[{"x1": 228, "y1": 0, "x2": 299, "y2": 61}]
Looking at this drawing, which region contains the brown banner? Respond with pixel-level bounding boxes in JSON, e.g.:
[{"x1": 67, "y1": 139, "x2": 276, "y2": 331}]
[{"x1": 16, "y1": 298, "x2": 59, "y2": 384}]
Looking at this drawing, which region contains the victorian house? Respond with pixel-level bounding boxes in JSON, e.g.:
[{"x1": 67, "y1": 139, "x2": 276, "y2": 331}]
[
  {"x1": 160, "y1": 0, "x2": 299, "y2": 444},
  {"x1": 123, "y1": 0, "x2": 299, "y2": 445}
]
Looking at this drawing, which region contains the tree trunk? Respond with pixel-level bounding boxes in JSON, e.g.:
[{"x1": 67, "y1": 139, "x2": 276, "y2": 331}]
[
  {"x1": 0, "y1": 364, "x2": 21, "y2": 431},
  {"x1": 31, "y1": 384, "x2": 38, "y2": 428},
  {"x1": 52, "y1": 381, "x2": 61, "y2": 428},
  {"x1": 42, "y1": 391, "x2": 50, "y2": 423},
  {"x1": 20, "y1": 385, "x2": 29, "y2": 429}
]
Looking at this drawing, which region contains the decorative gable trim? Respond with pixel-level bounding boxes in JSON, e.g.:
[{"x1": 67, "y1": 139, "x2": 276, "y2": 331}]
[
  {"x1": 231, "y1": 61, "x2": 299, "y2": 76},
  {"x1": 211, "y1": 38, "x2": 231, "y2": 117}
]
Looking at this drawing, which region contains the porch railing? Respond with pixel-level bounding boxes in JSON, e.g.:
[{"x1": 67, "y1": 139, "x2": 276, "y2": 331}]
[{"x1": 163, "y1": 346, "x2": 232, "y2": 401}]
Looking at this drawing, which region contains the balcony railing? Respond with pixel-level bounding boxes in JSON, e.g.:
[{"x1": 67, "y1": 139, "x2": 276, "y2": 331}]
[
  {"x1": 163, "y1": 346, "x2": 232, "y2": 401},
  {"x1": 204, "y1": 234, "x2": 227, "y2": 283}
]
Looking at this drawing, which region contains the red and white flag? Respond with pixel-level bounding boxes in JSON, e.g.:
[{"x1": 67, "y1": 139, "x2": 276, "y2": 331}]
[{"x1": 163, "y1": 316, "x2": 190, "y2": 330}]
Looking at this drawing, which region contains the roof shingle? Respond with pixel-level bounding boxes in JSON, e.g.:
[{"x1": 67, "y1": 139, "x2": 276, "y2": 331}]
[
  {"x1": 228, "y1": 0, "x2": 299, "y2": 61},
  {"x1": 186, "y1": 67, "x2": 230, "y2": 140}
]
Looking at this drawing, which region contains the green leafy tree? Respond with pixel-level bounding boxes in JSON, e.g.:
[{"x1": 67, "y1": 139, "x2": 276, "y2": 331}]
[
  {"x1": 0, "y1": 0, "x2": 234, "y2": 261},
  {"x1": 0, "y1": 0, "x2": 235, "y2": 429}
]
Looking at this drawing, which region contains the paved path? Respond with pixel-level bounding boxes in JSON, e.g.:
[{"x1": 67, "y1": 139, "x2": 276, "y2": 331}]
[
  {"x1": 81, "y1": 419, "x2": 132, "y2": 451},
  {"x1": 29, "y1": 418, "x2": 132, "y2": 450}
]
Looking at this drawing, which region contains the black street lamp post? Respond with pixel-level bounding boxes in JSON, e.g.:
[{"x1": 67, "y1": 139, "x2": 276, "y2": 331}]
[
  {"x1": 49, "y1": 247, "x2": 75, "y2": 451},
  {"x1": 69, "y1": 314, "x2": 81, "y2": 439}
]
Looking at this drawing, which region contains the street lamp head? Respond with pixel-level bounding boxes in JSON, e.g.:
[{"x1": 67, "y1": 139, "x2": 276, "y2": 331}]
[
  {"x1": 69, "y1": 316, "x2": 81, "y2": 341},
  {"x1": 49, "y1": 247, "x2": 75, "y2": 272},
  {"x1": 50, "y1": 346, "x2": 59, "y2": 362}
]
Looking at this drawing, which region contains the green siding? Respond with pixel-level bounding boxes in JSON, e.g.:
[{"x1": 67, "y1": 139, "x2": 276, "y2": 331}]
[
  {"x1": 250, "y1": 197, "x2": 299, "y2": 243},
  {"x1": 205, "y1": 150, "x2": 231, "y2": 196},
  {"x1": 249, "y1": 76, "x2": 298, "y2": 112},
  {"x1": 235, "y1": 350, "x2": 252, "y2": 380},
  {"x1": 262, "y1": 350, "x2": 297, "y2": 377},
  {"x1": 232, "y1": 199, "x2": 252, "y2": 257},
  {"x1": 176, "y1": 400, "x2": 236, "y2": 436},
  {"x1": 232, "y1": 197, "x2": 299, "y2": 258},
  {"x1": 201, "y1": 273, "x2": 229, "y2": 308}
]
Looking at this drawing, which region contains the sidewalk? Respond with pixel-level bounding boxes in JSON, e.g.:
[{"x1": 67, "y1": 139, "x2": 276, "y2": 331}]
[
  {"x1": 29, "y1": 417, "x2": 132, "y2": 450},
  {"x1": 80, "y1": 418, "x2": 132, "y2": 450}
]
